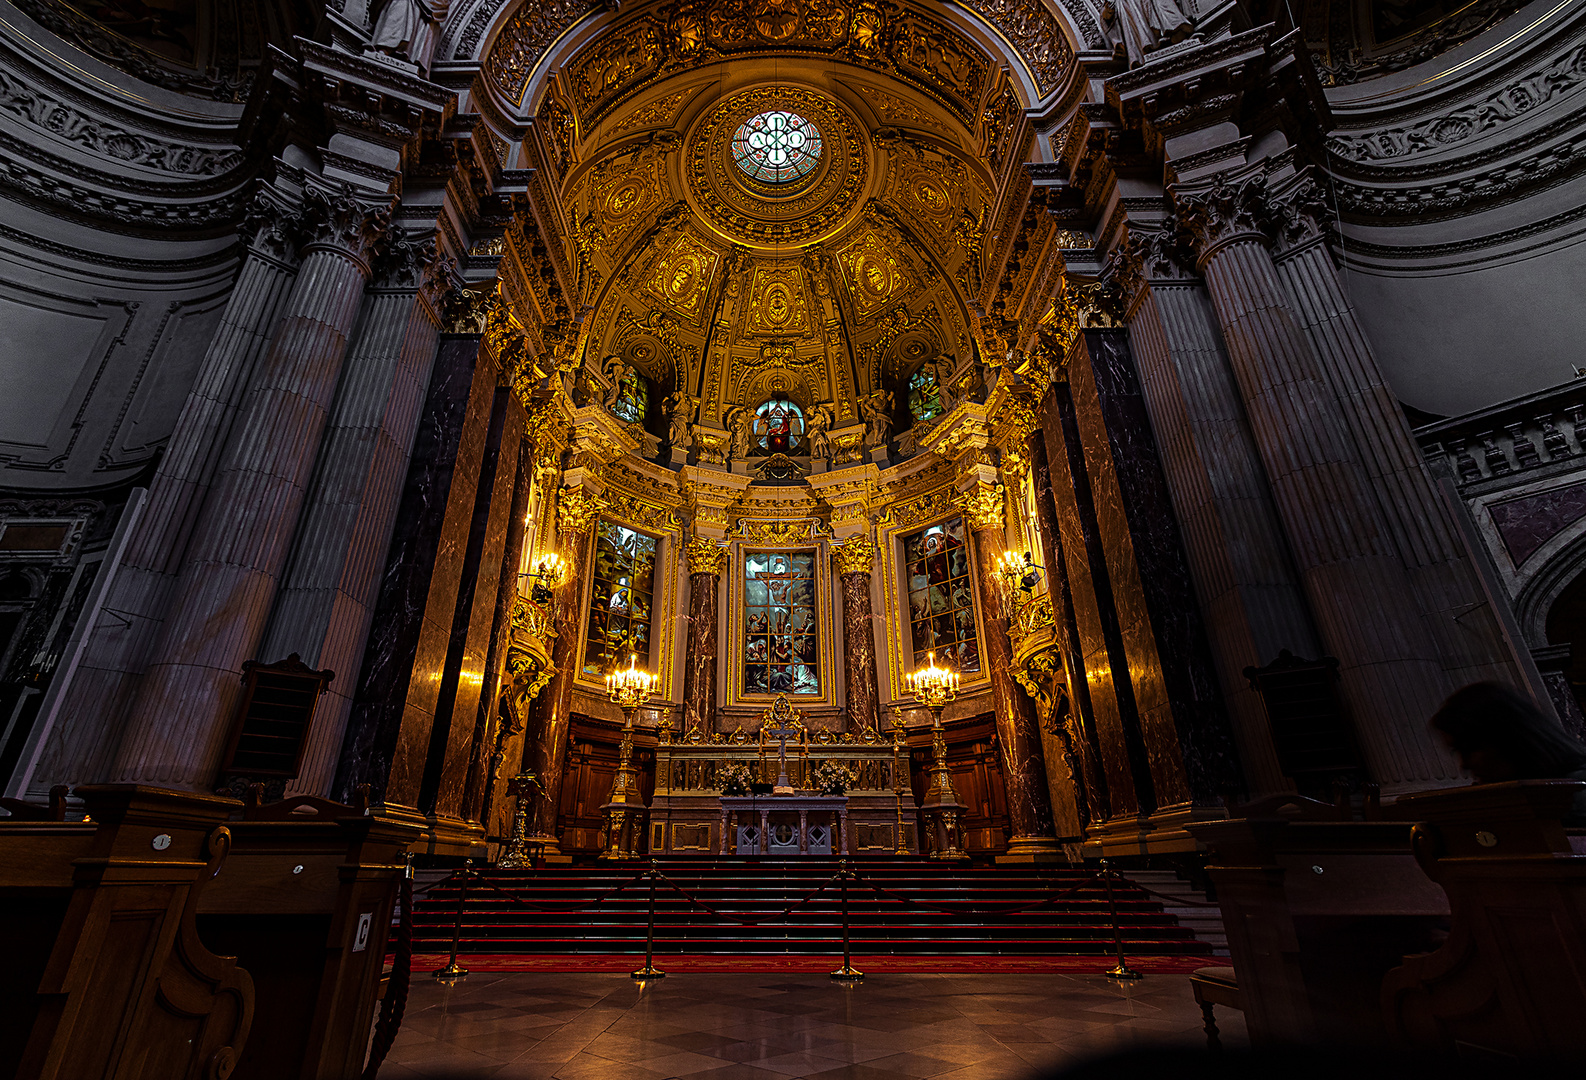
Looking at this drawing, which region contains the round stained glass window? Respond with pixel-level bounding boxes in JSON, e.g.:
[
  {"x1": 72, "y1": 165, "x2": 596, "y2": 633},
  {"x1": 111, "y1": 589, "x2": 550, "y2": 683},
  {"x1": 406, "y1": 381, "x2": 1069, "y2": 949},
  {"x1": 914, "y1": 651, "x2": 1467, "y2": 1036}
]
[{"x1": 732, "y1": 110, "x2": 823, "y2": 184}]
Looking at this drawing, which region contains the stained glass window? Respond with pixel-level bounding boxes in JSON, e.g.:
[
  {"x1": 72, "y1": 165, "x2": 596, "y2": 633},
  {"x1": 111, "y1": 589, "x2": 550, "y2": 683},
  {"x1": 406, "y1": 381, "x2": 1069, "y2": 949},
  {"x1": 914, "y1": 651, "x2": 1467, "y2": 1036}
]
[
  {"x1": 743, "y1": 551, "x2": 819, "y2": 695},
  {"x1": 755, "y1": 397, "x2": 804, "y2": 454},
  {"x1": 903, "y1": 517, "x2": 980, "y2": 673},
  {"x1": 732, "y1": 111, "x2": 822, "y2": 184},
  {"x1": 611, "y1": 366, "x2": 647, "y2": 425},
  {"x1": 908, "y1": 368, "x2": 944, "y2": 425},
  {"x1": 583, "y1": 521, "x2": 658, "y2": 676}
]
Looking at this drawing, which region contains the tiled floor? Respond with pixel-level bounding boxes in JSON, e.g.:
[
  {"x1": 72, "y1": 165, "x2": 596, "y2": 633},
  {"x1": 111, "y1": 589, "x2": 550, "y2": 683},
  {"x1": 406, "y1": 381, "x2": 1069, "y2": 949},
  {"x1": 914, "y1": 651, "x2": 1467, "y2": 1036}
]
[{"x1": 379, "y1": 969, "x2": 1248, "y2": 1079}]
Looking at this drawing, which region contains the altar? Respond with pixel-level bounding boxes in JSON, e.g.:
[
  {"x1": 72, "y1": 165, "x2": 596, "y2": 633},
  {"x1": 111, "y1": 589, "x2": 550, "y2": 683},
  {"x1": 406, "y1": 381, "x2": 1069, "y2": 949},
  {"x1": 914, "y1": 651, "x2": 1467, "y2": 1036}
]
[
  {"x1": 720, "y1": 795, "x2": 849, "y2": 855},
  {"x1": 644, "y1": 694, "x2": 915, "y2": 856}
]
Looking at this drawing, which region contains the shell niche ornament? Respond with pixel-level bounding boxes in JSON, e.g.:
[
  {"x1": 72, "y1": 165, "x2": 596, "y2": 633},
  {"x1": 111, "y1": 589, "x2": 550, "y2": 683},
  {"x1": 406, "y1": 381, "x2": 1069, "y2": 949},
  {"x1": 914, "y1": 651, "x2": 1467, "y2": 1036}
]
[{"x1": 685, "y1": 87, "x2": 868, "y2": 248}]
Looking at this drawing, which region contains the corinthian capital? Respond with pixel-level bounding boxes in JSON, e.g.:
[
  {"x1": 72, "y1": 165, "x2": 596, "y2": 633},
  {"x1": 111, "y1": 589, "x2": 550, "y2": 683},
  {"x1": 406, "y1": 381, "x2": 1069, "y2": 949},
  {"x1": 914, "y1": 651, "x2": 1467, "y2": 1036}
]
[
  {"x1": 1266, "y1": 174, "x2": 1332, "y2": 256},
  {"x1": 299, "y1": 182, "x2": 393, "y2": 269},
  {"x1": 1175, "y1": 175, "x2": 1271, "y2": 264},
  {"x1": 685, "y1": 536, "x2": 728, "y2": 577},
  {"x1": 556, "y1": 485, "x2": 605, "y2": 534},
  {"x1": 955, "y1": 482, "x2": 1007, "y2": 533},
  {"x1": 242, "y1": 187, "x2": 303, "y2": 264},
  {"x1": 1118, "y1": 214, "x2": 1197, "y2": 293},
  {"x1": 834, "y1": 536, "x2": 877, "y2": 577}
]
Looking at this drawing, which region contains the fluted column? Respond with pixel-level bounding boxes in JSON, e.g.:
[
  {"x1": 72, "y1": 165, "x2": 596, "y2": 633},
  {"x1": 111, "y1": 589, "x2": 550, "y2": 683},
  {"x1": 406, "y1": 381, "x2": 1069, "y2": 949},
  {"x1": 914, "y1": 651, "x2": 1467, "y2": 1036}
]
[
  {"x1": 524, "y1": 486, "x2": 602, "y2": 846},
  {"x1": 1267, "y1": 183, "x2": 1522, "y2": 692},
  {"x1": 36, "y1": 191, "x2": 303, "y2": 790},
  {"x1": 1026, "y1": 429, "x2": 1107, "y2": 831},
  {"x1": 1119, "y1": 219, "x2": 1316, "y2": 796},
  {"x1": 959, "y1": 484, "x2": 1059, "y2": 854},
  {"x1": 835, "y1": 536, "x2": 881, "y2": 734},
  {"x1": 1178, "y1": 175, "x2": 1462, "y2": 790},
  {"x1": 111, "y1": 185, "x2": 391, "y2": 789},
  {"x1": 680, "y1": 537, "x2": 725, "y2": 735},
  {"x1": 266, "y1": 233, "x2": 451, "y2": 798}
]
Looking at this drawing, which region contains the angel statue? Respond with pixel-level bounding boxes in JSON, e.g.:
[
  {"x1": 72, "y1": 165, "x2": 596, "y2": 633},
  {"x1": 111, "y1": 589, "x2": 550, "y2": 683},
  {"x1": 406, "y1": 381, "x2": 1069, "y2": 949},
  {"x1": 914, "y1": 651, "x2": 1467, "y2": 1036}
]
[
  {"x1": 727, "y1": 405, "x2": 755, "y2": 460},
  {"x1": 806, "y1": 403, "x2": 832, "y2": 462},
  {"x1": 366, "y1": 0, "x2": 450, "y2": 72},
  {"x1": 860, "y1": 389, "x2": 894, "y2": 448},
  {"x1": 665, "y1": 391, "x2": 695, "y2": 452}
]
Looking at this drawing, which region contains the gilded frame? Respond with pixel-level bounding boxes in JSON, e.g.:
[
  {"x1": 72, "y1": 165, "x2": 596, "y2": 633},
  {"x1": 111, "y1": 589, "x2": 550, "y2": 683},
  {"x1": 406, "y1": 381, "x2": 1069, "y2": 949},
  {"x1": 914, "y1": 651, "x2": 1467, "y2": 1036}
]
[{"x1": 724, "y1": 538, "x2": 839, "y2": 709}]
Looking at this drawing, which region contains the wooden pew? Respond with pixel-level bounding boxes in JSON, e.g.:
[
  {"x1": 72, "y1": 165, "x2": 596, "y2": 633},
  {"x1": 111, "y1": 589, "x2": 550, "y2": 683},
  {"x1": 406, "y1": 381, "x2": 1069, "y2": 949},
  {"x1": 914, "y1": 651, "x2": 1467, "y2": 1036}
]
[
  {"x1": 1382, "y1": 779, "x2": 1586, "y2": 1060},
  {"x1": 1187, "y1": 809, "x2": 1450, "y2": 1048},
  {"x1": 0, "y1": 785, "x2": 253, "y2": 1080},
  {"x1": 196, "y1": 792, "x2": 420, "y2": 1080}
]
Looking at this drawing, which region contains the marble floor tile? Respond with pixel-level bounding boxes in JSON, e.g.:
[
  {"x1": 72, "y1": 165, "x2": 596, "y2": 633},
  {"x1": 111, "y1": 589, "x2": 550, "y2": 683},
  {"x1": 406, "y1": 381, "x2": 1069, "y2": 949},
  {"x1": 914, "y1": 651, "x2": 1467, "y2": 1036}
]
[{"x1": 381, "y1": 971, "x2": 1247, "y2": 1079}]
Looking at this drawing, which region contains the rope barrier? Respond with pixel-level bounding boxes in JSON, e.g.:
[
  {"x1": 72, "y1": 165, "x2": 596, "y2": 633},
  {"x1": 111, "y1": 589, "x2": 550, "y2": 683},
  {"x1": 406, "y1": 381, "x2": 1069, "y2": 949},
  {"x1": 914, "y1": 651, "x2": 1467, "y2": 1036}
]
[
  {"x1": 654, "y1": 868, "x2": 841, "y2": 926},
  {"x1": 1116, "y1": 879, "x2": 1223, "y2": 908},
  {"x1": 474, "y1": 871, "x2": 648, "y2": 913},
  {"x1": 851, "y1": 869, "x2": 1106, "y2": 917}
]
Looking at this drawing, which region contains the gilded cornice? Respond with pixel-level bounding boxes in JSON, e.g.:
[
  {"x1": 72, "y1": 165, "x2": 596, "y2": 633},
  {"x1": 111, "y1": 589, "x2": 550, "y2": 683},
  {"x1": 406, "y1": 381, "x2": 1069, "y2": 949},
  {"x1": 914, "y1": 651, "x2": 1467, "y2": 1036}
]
[
  {"x1": 919, "y1": 401, "x2": 992, "y2": 463},
  {"x1": 731, "y1": 516, "x2": 832, "y2": 545},
  {"x1": 568, "y1": 403, "x2": 644, "y2": 469}
]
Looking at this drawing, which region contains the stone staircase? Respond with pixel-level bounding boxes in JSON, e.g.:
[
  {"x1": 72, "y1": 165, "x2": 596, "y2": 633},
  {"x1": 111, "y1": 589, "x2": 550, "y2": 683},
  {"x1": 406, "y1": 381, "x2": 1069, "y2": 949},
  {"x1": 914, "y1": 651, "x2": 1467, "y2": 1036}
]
[{"x1": 409, "y1": 857, "x2": 1217, "y2": 958}]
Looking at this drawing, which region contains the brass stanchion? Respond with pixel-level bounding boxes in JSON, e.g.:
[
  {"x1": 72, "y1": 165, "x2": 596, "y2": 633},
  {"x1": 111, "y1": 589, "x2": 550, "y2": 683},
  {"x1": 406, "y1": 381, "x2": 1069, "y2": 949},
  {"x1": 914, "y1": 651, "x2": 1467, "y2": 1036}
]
[
  {"x1": 632, "y1": 859, "x2": 666, "y2": 980},
  {"x1": 830, "y1": 859, "x2": 863, "y2": 982},
  {"x1": 1100, "y1": 859, "x2": 1141, "y2": 981},
  {"x1": 433, "y1": 861, "x2": 473, "y2": 981}
]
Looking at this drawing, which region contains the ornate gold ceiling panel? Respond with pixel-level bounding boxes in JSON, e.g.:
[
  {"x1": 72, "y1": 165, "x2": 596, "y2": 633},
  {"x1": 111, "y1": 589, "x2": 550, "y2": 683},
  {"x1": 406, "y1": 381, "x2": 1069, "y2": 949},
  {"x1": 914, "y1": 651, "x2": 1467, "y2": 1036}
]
[
  {"x1": 684, "y1": 87, "x2": 868, "y2": 249},
  {"x1": 744, "y1": 265, "x2": 812, "y2": 336},
  {"x1": 646, "y1": 232, "x2": 721, "y2": 321},
  {"x1": 835, "y1": 227, "x2": 914, "y2": 319}
]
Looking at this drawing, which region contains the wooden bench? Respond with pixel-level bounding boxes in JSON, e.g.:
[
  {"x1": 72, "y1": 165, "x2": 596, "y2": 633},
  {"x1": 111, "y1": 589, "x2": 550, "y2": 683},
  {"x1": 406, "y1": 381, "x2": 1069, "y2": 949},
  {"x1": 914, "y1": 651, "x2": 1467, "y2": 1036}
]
[
  {"x1": 0, "y1": 785, "x2": 253, "y2": 1080},
  {"x1": 197, "y1": 791, "x2": 420, "y2": 1080}
]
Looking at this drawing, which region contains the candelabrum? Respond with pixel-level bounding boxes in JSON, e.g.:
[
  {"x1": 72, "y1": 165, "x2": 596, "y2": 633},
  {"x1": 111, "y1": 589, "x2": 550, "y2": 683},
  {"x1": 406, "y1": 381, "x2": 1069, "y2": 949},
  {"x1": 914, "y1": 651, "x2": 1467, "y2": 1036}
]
[
  {"x1": 496, "y1": 772, "x2": 540, "y2": 869},
  {"x1": 907, "y1": 651, "x2": 968, "y2": 860},
  {"x1": 602, "y1": 654, "x2": 656, "y2": 860},
  {"x1": 520, "y1": 552, "x2": 568, "y2": 637},
  {"x1": 890, "y1": 709, "x2": 910, "y2": 856}
]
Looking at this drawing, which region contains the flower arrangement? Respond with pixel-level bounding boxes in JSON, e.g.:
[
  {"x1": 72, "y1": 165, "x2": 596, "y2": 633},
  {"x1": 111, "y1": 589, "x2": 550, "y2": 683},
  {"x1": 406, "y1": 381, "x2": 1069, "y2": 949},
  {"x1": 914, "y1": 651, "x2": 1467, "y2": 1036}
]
[
  {"x1": 719, "y1": 761, "x2": 754, "y2": 797},
  {"x1": 812, "y1": 760, "x2": 854, "y2": 796}
]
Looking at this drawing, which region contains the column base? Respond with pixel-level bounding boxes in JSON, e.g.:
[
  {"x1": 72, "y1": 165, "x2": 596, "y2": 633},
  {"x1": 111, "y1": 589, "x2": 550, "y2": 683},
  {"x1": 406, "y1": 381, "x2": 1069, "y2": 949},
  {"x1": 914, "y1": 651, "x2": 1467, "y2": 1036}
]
[
  {"x1": 376, "y1": 803, "x2": 488, "y2": 860},
  {"x1": 996, "y1": 837, "x2": 1068, "y2": 864},
  {"x1": 1080, "y1": 805, "x2": 1229, "y2": 858}
]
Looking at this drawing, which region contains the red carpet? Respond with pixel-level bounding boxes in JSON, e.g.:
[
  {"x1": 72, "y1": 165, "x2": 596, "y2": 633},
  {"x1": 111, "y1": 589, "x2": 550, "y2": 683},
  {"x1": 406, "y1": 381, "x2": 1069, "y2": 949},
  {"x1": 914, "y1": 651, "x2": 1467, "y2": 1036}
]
[{"x1": 410, "y1": 953, "x2": 1212, "y2": 974}]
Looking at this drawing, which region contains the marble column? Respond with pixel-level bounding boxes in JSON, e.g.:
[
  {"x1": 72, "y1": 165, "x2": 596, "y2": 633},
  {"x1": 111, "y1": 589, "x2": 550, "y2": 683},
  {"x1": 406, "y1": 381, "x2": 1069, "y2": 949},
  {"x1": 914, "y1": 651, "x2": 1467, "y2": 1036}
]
[
  {"x1": 421, "y1": 386, "x2": 522, "y2": 825},
  {"x1": 40, "y1": 190, "x2": 303, "y2": 789},
  {"x1": 333, "y1": 334, "x2": 498, "y2": 812},
  {"x1": 1178, "y1": 175, "x2": 1463, "y2": 790},
  {"x1": 959, "y1": 485, "x2": 1059, "y2": 853},
  {"x1": 1120, "y1": 224, "x2": 1315, "y2": 796},
  {"x1": 111, "y1": 185, "x2": 390, "y2": 790},
  {"x1": 523, "y1": 486, "x2": 602, "y2": 846},
  {"x1": 263, "y1": 233, "x2": 450, "y2": 798},
  {"x1": 835, "y1": 536, "x2": 882, "y2": 734},
  {"x1": 1041, "y1": 381, "x2": 1156, "y2": 819},
  {"x1": 469, "y1": 434, "x2": 536, "y2": 831},
  {"x1": 680, "y1": 537, "x2": 726, "y2": 735},
  {"x1": 1027, "y1": 429, "x2": 1108, "y2": 831},
  {"x1": 1062, "y1": 327, "x2": 1240, "y2": 813},
  {"x1": 1268, "y1": 188, "x2": 1521, "y2": 693}
]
